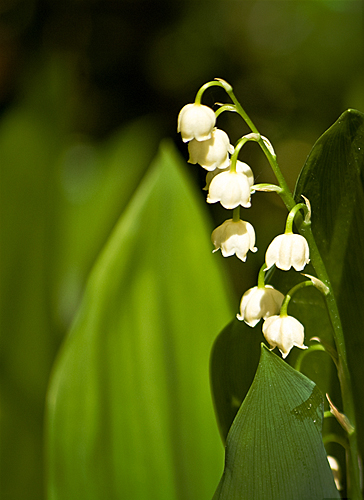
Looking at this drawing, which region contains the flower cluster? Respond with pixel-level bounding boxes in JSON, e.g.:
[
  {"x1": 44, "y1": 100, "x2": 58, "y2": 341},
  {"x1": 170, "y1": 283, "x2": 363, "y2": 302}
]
[
  {"x1": 177, "y1": 102, "x2": 257, "y2": 261},
  {"x1": 177, "y1": 84, "x2": 322, "y2": 359}
]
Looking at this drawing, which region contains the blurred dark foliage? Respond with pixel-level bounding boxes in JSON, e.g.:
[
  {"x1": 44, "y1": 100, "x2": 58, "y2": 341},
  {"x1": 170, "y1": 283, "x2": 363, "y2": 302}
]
[{"x1": 1, "y1": 0, "x2": 361, "y2": 137}]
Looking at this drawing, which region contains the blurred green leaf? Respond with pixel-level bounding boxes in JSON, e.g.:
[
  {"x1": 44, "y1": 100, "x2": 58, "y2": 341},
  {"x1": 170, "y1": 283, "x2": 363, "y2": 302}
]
[
  {"x1": 0, "y1": 53, "x2": 163, "y2": 500},
  {"x1": 0, "y1": 89, "x2": 66, "y2": 500},
  {"x1": 46, "y1": 141, "x2": 233, "y2": 499},
  {"x1": 54, "y1": 115, "x2": 163, "y2": 328},
  {"x1": 213, "y1": 344, "x2": 340, "y2": 500}
]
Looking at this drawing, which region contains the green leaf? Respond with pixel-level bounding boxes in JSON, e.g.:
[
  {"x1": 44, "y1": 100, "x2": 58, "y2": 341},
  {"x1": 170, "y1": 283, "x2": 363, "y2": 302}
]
[
  {"x1": 210, "y1": 318, "x2": 262, "y2": 443},
  {"x1": 46, "y1": 141, "x2": 233, "y2": 500},
  {"x1": 294, "y1": 109, "x2": 364, "y2": 460},
  {"x1": 0, "y1": 56, "x2": 162, "y2": 500},
  {"x1": 213, "y1": 344, "x2": 340, "y2": 500},
  {"x1": 0, "y1": 70, "x2": 69, "y2": 500}
]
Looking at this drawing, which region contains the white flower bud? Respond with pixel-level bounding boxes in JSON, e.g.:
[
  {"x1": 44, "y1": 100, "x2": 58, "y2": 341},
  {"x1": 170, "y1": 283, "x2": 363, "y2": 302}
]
[
  {"x1": 204, "y1": 160, "x2": 254, "y2": 191},
  {"x1": 265, "y1": 233, "x2": 310, "y2": 271},
  {"x1": 207, "y1": 170, "x2": 252, "y2": 209},
  {"x1": 177, "y1": 103, "x2": 216, "y2": 143},
  {"x1": 211, "y1": 219, "x2": 257, "y2": 262},
  {"x1": 262, "y1": 314, "x2": 307, "y2": 358},
  {"x1": 237, "y1": 285, "x2": 284, "y2": 327},
  {"x1": 188, "y1": 129, "x2": 233, "y2": 171}
]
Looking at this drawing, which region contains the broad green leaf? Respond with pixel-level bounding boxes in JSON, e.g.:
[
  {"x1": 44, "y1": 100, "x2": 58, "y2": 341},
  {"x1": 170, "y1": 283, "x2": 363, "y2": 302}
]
[
  {"x1": 46, "y1": 141, "x2": 233, "y2": 500},
  {"x1": 294, "y1": 109, "x2": 364, "y2": 460},
  {"x1": 213, "y1": 344, "x2": 340, "y2": 500}
]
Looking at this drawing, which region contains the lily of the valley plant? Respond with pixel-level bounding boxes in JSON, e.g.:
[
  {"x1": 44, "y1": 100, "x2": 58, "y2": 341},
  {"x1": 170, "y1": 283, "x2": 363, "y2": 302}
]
[{"x1": 178, "y1": 79, "x2": 363, "y2": 500}]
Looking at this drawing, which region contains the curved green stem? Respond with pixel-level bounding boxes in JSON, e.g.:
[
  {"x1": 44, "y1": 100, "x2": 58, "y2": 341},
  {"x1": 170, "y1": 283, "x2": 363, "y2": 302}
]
[
  {"x1": 230, "y1": 134, "x2": 259, "y2": 173},
  {"x1": 323, "y1": 433, "x2": 350, "y2": 453},
  {"x1": 294, "y1": 344, "x2": 326, "y2": 372},
  {"x1": 257, "y1": 263, "x2": 267, "y2": 289},
  {"x1": 215, "y1": 104, "x2": 237, "y2": 119},
  {"x1": 224, "y1": 87, "x2": 293, "y2": 203},
  {"x1": 280, "y1": 280, "x2": 315, "y2": 317},
  {"x1": 194, "y1": 79, "x2": 231, "y2": 105},
  {"x1": 285, "y1": 203, "x2": 308, "y2": 234}
]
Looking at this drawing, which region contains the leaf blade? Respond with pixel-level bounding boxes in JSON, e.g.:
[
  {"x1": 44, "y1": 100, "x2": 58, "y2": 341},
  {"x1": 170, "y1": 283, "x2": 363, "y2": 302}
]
[{"x1": 213, "y1": 345, "x2": 340, "y2": 500}]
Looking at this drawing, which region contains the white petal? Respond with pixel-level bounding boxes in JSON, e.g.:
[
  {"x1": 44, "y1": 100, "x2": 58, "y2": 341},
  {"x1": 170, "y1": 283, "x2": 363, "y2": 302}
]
[
  {"x1": 188, "y1": 129, "x2": 231, "y2": 171},
  {"x1": 236, "y1": 161, "x2": 254, "y2": 187}
]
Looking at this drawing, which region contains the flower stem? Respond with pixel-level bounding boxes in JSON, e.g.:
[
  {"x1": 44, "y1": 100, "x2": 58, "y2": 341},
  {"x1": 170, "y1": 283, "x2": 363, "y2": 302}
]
[
  {"x1": 222, "y1": 82, "x2": 362, "y2": 499},
  {"x1": 280, "y1": 280, "x2": 315, "y2": 317},
  {"x1": 232, "y1": 206, "x2": 240, "y2": 222},
  {"x1": 257, "y1": 263, "x2": 267, "y2": 289},
  {"x1": 285, "y1": 203, "x2": 308, "y2": 234},
  {"x1": 194, "y1": 80, "x2": 232, "y2": 105},
  {"x1": 230, "y1": 135, "x2": 257, "y2": 173},
  {"x1": 294, "y1": 343, "x2": 326, "y2": 372}
]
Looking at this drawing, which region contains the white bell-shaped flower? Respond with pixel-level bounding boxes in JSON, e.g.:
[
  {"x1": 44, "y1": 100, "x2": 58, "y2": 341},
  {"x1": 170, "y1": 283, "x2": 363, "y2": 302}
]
[
  {"x1": 177, "y1": 103, "x2": 216, "y2": 143},
  {"x1": 237, "y1": 285, "x2": 285, "y2": 327},
  {"x1": 207, "y1": 170, "x2": 252, "y2": 209},
  {"x1": 265, "y1": 232, "x2": 310, "y2": 271},
  {"x1": 204, "y1": 160, "x2": 254, "y2": 191},
  {"x1": 188, "y1": 129, "x2": 233, "y2": 171},
  {"x1": 262, "y1": 314, "x2": 307, "y2": 358},
  {"x1": 211, "y1": 219, "x2": 257, "y2": 262}
]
